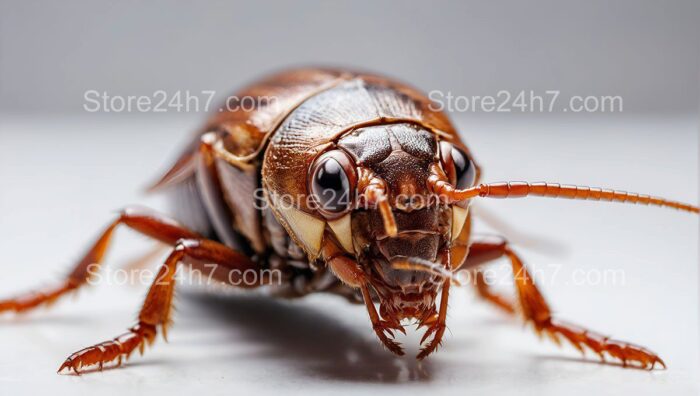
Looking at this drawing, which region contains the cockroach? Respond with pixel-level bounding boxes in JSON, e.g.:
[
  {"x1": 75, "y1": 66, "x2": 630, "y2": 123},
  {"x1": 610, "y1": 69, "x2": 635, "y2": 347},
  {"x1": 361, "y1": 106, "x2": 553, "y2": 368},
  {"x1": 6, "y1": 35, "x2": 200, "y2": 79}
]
[{"x1": 1, "y1": 68, "x2": 696, "y2": 374}]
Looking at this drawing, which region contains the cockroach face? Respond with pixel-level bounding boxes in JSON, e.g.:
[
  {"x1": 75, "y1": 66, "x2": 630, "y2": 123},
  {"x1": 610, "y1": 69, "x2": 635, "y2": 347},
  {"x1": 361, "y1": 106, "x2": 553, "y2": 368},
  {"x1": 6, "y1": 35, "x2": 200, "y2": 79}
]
[{"x1": 307, "y1": 123, "x2": 477, "y2": 320}]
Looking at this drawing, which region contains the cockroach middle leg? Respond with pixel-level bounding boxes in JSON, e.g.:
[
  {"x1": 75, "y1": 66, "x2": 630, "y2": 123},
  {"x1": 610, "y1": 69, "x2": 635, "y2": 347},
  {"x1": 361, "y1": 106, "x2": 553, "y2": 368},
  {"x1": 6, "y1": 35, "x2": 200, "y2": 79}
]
[
  {"x1": 461, "y1": 239, "x2": 516, "y2": 314},
  {"x1": 463, "y1": 239, "x2": 665, "y2": 369},
  {"x1": 473, "y1": 270, "x2": 515, "y2": 315},
  {"x1": 58, "y1": 238, "x2": 267, "y2": 374},
  {"x1": 0, "y1": 207, "x2": 202, "y2": 314}
]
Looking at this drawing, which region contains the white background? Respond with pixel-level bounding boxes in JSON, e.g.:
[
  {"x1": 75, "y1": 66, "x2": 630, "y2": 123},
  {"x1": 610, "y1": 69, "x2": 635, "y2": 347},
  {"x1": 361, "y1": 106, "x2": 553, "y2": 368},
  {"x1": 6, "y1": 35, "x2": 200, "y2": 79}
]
[
  {"x1": 1, "y1": 1, "x2": 698, "y2": 115},
  {"x1": 0, "y1": 113, "x2": 697, "y2": 395}
]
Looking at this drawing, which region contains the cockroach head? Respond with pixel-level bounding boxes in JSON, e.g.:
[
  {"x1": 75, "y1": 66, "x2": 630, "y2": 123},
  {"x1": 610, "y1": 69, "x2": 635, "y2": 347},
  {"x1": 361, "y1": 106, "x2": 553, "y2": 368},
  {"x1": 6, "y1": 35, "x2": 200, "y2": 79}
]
[
  {"x1": 292, "y1": 124, "x2": 474, "y2": 308},
  {"x1": 264, "y1": 122, "x2": 479, "y2": 315}
]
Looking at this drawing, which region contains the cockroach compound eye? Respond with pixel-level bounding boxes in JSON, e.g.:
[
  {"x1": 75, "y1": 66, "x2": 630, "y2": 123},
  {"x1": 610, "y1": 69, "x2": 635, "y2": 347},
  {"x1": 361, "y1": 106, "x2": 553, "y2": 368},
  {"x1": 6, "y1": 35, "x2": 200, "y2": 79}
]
[{"x1": 1, "y1": 68, "x2": 696, "y2": 374}]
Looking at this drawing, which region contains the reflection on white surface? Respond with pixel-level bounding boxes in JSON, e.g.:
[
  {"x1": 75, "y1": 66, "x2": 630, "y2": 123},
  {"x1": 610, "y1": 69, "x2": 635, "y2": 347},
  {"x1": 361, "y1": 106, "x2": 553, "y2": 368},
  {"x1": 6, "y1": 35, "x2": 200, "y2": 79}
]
[{"x1": 0, "y1": 114, "x2": 697, "y2": 395}]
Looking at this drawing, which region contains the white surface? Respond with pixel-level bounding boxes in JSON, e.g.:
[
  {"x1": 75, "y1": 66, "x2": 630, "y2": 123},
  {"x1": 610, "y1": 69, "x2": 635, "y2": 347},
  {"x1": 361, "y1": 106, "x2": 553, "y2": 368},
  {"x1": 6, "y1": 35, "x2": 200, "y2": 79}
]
[{"x1": 0, "y1": 114, "x2": 697, "y2": 395}]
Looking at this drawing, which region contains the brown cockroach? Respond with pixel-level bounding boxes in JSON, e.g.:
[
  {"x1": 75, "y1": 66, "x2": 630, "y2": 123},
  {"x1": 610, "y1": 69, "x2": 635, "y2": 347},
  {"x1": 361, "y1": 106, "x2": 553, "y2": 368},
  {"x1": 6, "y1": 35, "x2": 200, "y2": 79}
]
[{"x1": 1, "y1": 68, "x2": 696, "y2": 374}]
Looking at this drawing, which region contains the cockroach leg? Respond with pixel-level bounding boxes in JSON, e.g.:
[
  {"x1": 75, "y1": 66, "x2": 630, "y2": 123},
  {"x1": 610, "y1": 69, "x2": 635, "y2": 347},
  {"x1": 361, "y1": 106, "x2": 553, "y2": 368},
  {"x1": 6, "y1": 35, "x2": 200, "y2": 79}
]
[
  {"x1": 360, "y1": 285, "x2": 405, "y2": 356},
  {"x1": 58, "y1": 238, "x2": 264, "y2": 374},
  {"x1": 322, "y1": 238, "x2": 404, "y2": 355},
  {"x1": 464, "y1": 239, "x2": 666, "y2": 370},
  {"x1": 473, "y1": 270, "x2": 515, "y2": 315},
  {"x1": 0, "y1": 205, "x2": 265, "y2": 373},
  {"x1": 416, "y1": 278, "x2": 450, "y2": 360},
  {"x1": 459, "y1": 239, "x2": 516, "y2": 314},
  {"x1": 416, "y1": 248, "x2": 451, "y2": 360},
  {"x1": 0, "y1": 207, "x2": 202, "y2": 314},
  {"x1": 322, "y1": 238, "x2": 365, "y2": 289}
]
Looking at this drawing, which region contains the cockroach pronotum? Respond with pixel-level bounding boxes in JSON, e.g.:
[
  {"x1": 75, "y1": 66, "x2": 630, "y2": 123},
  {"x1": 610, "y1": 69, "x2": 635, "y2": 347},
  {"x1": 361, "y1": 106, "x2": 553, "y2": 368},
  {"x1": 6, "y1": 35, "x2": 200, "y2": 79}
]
[{"x1": 1, "y1": 68, "x2": 696, "y2": 374}]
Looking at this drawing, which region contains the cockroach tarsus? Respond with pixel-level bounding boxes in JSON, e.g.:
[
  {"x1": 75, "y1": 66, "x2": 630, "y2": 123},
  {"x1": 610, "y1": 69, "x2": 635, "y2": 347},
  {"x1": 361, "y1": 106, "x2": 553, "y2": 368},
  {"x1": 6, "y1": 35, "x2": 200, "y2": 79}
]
[{"x1": 0, "y1": 68, "x2": 696, "y2": 374}]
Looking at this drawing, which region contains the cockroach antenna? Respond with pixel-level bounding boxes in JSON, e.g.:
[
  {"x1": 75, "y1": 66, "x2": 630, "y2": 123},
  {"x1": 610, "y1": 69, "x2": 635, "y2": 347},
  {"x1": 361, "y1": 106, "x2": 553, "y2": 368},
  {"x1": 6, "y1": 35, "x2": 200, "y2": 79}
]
[
  {"x1": 429, "y1": 178, "x2": 699, "y2": 214},
  {"x1": 391, "y1": 257, "x2": 460, "y2": 284}
]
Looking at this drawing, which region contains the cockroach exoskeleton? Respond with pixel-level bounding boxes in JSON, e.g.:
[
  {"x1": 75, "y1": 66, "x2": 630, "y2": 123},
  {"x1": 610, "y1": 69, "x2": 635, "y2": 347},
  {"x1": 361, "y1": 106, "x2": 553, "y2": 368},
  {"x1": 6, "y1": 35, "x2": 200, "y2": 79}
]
[{"x1": 1, "y1": 68, "x2": 696, "y2": 374}]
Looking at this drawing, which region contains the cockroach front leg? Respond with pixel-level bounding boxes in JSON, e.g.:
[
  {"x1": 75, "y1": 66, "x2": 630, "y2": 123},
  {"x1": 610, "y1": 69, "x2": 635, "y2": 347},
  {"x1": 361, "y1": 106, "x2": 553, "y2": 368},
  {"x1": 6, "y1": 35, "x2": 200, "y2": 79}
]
[
  {"x1": 415, "y1": 248, "x2": 452, "y2": 360},
  {"x1": 465, "y1": 239, "x2": 665, "y2": 369},
  {"x1": 462, "y1": 239, "x2": 516, "y2": 314},
  {"x1": 359, "y1": 284, "x2": 405, "y2": 356},
  {"x1": 322, "y1": 239, "x2": 405, "y2": 356},
  {"x1": 58, "y1": 238, "x2": 265, "y2": 374},
  {"x1": 415, "y1": 278, "x2": 450, "y2": 360}
]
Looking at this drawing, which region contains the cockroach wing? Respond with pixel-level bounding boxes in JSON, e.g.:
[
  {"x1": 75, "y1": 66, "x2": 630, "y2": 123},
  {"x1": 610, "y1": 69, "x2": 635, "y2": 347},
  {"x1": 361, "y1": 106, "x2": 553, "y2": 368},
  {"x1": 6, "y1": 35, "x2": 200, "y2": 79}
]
[
  {"x1": 151, "y1": 69, "x2": 350, "y2": 189},
  {"x1": 150, "y1": 69, "x2": 351, "y2": 254}
]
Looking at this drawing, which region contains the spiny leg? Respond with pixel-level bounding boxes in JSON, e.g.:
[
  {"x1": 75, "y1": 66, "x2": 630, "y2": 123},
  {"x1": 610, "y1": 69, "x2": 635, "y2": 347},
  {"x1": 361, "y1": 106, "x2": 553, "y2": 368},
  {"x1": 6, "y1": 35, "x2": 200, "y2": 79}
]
[
  {"x1": 451, "y1": 214, "x2": 514, "y2": 314},
  {"x1": 359, "y1": 284, "x2": 405, "y2": 356},
  {"x1": 322, "y1": 239, "x2": 405, "y2": 355},
  {"x1": 58, "y1": 238, "x2": 265, "y2": 374},
  {"x1": 416, "y1": 277, "x2": 450, "y2": 360},
  {"x1": 463, "y1": 240, "x2": 516, "y2": 314},
  {"x1": 415, "y1": 247, "x2": 452, "y2": 360},
  {"x1": 0, "y1": 207, "x2": 202, "y2": 314},
  {"x1": 473, "y1": 270, "x2": 515, "y2": 315},
  {"x1": 465, "y1": 239, "x2": 665, "y2": 369}
]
